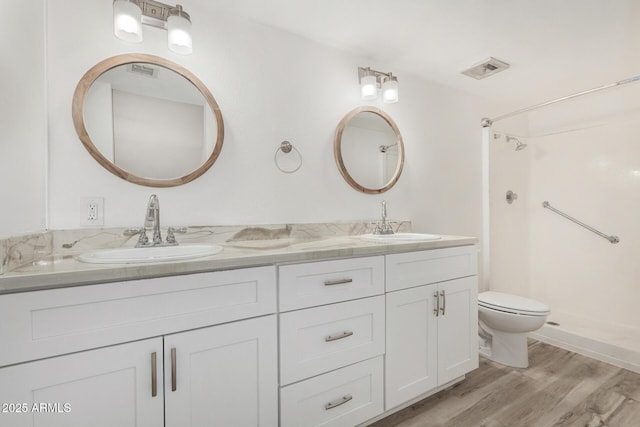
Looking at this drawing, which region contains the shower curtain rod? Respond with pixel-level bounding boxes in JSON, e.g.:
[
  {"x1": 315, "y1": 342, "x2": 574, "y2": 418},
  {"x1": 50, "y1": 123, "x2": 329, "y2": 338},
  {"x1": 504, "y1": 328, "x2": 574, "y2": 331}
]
[{"x1": 481, "y1": 75, "x2": 640, "y2": 127}]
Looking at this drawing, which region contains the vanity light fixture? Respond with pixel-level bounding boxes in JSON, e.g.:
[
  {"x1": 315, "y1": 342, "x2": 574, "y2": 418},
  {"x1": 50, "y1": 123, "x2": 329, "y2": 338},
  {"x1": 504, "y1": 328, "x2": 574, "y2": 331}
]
[
  {"x1": 113, "y1": 0, "x2": 193, "y2": 55},
  {"x1": 358, "y1": 67, "x2": 399, "y2": 103}
]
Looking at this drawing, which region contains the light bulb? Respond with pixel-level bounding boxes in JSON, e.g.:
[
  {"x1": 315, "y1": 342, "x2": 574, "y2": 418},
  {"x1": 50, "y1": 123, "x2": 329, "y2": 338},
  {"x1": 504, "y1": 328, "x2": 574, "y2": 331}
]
[
  {"x1": 167, "y1": 6, "x2": 192, "y2": 55},
  {"x1": 113, "y1": 0, "x2": 142, "y2": 43},
  {"x1": 361, "y1": 74, "x2": 377, "y2": 100},
  {"x1": 382, "y1": 75, "x2": 398, "y2": 103}
]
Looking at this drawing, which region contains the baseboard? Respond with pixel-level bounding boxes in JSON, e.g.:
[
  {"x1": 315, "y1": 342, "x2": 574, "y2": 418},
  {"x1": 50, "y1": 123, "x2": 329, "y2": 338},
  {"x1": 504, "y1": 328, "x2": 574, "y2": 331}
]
[{"x1": 531, "y1": 325, "x2": 640, "y2": 374}]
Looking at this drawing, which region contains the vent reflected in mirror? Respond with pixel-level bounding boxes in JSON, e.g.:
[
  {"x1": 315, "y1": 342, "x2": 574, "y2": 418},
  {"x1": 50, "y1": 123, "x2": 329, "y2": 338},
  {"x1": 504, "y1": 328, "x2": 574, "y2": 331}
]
[{"x1": 72, "y1": 54, "x2": 224, "y2": 187}]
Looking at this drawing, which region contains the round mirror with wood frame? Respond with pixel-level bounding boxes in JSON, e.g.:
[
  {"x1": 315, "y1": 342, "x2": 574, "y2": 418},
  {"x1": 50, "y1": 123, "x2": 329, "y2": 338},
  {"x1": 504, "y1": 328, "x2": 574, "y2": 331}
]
[
  {"x1": 334, "y1": 106, "x2": 405, "y2": 194},
  {"x1": 72, "y1": 53, "x2": 224, "y2": 187}
]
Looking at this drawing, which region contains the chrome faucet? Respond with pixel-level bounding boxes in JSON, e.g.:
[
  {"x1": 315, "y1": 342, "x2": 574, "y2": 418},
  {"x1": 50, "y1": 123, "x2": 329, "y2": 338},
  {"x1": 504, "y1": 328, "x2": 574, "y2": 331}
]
[
  {"x1": 373, "y1": 200, "x2": 395, "y2": 235},
  {"x1": 145, "y1": 194, "x2": 162, "y2": 245},
  {"x1": 130, "y1": 194, "x2": 182, "y2": 248}
]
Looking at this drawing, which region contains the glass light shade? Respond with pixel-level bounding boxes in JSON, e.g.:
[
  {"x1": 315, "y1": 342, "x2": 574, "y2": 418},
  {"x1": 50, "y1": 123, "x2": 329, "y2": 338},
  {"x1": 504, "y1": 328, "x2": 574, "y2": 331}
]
[
  {"x1": 360, "y1": 74, "x2": 378, "y2": 100},
  {"x1": 382, "y1": 76, "x2": 399, "y2": 103},
  {"x1": 113, "y1": 0, "x2": 142, "y2": 43},
  {"x1": 167, "y1": 14, "x2": 193, "y2": 55}
]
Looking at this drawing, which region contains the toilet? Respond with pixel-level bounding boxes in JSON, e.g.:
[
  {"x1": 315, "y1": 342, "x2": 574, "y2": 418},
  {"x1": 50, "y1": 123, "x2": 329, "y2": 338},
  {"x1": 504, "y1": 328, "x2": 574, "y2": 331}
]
[{"x1": 477, "y1": 291, "x2": 550, "y2": 368}]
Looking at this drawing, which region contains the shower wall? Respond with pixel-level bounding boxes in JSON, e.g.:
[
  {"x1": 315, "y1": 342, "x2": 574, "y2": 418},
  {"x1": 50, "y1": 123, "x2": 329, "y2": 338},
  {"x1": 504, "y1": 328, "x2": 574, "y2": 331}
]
[{"x1": 489, "y1": 103, "x2": 640, "y2": 365}]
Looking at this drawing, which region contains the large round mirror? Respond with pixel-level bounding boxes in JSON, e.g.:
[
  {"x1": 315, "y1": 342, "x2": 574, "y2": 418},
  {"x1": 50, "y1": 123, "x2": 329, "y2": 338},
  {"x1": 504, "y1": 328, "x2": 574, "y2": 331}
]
[
  {"x1": 334, "y1": 106, "x2": 404, "y2": 193},
  {"x1": 72, "y1": 54, "x2": 224, "y2": 187}
]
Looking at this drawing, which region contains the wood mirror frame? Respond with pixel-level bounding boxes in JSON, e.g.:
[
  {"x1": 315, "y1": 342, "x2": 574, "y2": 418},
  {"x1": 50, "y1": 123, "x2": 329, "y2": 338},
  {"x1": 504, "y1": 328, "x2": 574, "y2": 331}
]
[
  {"x1": 334, "y1": 106, "x2": 405, "y2": 194},
  {"x1": 72, "y1": 53, "x2": 224, "y2": 187}
]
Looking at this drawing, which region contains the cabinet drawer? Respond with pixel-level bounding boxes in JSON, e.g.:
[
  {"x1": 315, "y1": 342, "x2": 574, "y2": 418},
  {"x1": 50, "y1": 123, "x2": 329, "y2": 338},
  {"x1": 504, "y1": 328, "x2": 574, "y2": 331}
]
[
  {"x1": 279, "y1": 256, "x2": 384, "y2": 311},
  {"x1": 279, "y1": 295, "x2": 385, "y2": 385},
  {"x1": 386, "y1": 245, "x2": 478, "y2": 292},
  {"x1": 0, "y1": 266, "x2": 276, "y2": 367},
  {"x1": 280, "y1": 356, "x2": 383, "y2": 427}
]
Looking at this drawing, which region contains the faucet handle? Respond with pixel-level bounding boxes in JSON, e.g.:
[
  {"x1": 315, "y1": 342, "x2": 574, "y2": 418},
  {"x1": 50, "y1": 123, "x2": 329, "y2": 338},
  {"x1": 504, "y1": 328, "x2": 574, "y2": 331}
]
[
  {"x1": 166, "y1": 227, "x2": 187, "y2": 244},
  {"x1": 369, "y1": 221, "x2": 390, "y2": 235},
  {"x1": 136, "y1": 229, "x2": 149, "y2": 247}
]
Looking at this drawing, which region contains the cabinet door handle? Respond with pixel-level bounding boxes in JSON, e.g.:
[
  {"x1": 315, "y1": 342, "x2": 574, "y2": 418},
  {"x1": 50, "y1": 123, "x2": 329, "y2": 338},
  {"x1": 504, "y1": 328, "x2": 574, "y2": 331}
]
[
  {"x1": 440, "y1": 290, "x2": 446, "y2": 316},
  {"x1": 325, "y1": 394, "x2": 353, "y2": 410},
  {"x1": 325, "y1": 331, "x2": 354, "y2": 342},
  {"x1": 171, "y1": 347, "x2": 177, "y2": 392},
  {"x1": 151, "y1": 352, "x2": 157, "y2": 397},
  {"x1": 324, "y1": 278, "x2": 353, "y2": 286},
  {"x1": 434, "y1": 291, "x2": 440, "y2": 317}
]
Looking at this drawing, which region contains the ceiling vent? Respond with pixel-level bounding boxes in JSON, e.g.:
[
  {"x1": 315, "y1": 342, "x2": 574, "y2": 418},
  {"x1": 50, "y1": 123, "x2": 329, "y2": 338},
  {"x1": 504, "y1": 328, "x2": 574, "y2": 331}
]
[
  {"x1": 461, "y1": 57, "x2": 510, "y2": 80},
  {"x1": 127, "y1": 63, "x2": 158, "y2": 78}
]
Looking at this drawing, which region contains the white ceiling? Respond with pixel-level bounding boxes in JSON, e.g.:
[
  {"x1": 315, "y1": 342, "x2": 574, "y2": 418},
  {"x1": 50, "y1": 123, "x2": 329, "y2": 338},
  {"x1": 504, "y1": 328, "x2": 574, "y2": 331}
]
[{"x1": 207, "y1": 0, "x2": 640, "y2": 112}]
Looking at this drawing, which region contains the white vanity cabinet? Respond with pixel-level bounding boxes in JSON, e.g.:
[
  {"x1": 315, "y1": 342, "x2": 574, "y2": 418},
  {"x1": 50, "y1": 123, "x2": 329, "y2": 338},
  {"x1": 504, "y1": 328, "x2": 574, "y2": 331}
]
[
  {"x1": 384, "y1": 246, "x2": 479, "y2": 410},
  {"x1": 0, "y1": 317, "x2": 277, "y2": 427},
  {"x1": 278, "y1": 257, "x2": 386, "y2": 427},
  {"x1": 0, "y1": 240, "x2": 479, "y2": 426},
  {"x1": 0, "y1": 266, "x2": 278, "y2": 427}
]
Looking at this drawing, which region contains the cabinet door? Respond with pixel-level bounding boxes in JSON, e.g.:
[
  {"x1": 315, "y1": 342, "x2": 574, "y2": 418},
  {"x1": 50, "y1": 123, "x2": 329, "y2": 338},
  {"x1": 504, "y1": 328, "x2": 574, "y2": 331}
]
[
  {"x1": 437, "y1": 276, "x2": 479, "y2": 385},
  {"x1": 0, "y1": 338, "x2": 163, "y2": 427},
  {"x1": 164, "y1": 315, "x2": 278, "y2": 427},
  {"x1": 385, "y1": 285, "x2": 438, "y2": 410}
]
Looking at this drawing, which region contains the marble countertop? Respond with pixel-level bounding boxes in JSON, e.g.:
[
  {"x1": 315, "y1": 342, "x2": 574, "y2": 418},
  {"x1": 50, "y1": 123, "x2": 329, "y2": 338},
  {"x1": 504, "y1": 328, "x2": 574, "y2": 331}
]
[{"x1": 0, "y1": 224, "x2": 477, "y2": 294}]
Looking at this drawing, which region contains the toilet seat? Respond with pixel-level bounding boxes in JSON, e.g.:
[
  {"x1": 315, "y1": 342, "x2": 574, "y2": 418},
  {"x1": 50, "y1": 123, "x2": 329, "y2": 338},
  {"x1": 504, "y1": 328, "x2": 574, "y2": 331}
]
[{"x1": 478, "y1": 291, "x2": 550, "y2": 316}]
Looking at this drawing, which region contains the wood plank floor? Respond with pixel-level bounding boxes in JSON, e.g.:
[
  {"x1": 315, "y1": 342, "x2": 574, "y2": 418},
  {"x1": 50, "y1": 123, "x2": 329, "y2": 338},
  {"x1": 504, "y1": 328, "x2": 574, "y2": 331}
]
[{"x1": 372, "y1": 340, "x2": 640, "y2": 427}]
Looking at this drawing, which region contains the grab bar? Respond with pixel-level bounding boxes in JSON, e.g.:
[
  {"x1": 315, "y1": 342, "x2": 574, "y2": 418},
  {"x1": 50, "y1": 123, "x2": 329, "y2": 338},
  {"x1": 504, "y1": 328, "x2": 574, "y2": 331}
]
[{"x1": 542, "y1": 201, "x2": 619, "y2": 244}]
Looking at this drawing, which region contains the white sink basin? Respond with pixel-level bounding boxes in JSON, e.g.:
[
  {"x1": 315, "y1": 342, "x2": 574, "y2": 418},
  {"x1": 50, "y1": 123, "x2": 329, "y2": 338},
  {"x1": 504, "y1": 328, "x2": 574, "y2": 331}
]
[
  {"x1": 359, "y1": 233, "x2": 442, "y2": 243},
  {"x1": 77, "y1": 244, "x2": 223, "y2": 264}
]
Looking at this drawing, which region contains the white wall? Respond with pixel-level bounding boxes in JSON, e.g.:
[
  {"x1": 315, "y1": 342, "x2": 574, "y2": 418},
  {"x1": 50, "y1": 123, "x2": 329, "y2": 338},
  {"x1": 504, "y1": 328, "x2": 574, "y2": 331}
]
[
  {"x1": 0, "y1": 1, "x2": 47, "y2": 238},
  {"x1": 40, "y1": 0, "x2": 485, "y2": 239}
]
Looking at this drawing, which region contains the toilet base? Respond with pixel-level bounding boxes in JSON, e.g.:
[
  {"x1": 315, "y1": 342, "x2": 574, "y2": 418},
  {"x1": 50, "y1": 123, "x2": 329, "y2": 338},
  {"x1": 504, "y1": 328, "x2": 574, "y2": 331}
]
[{"x1": 480, "y1": 330, "x2": 529, "y2": 368}]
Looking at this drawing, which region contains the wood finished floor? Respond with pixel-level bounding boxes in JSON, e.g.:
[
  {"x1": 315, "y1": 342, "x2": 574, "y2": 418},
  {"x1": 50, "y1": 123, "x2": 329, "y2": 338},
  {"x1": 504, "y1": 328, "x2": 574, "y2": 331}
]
[{"x1": 372, "y1": 340, "x2": 640, "y2": 427}]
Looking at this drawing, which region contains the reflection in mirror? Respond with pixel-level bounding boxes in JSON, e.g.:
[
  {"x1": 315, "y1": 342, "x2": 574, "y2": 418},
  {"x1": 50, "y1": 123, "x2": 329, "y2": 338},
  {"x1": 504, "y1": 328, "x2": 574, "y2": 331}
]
[
  {"x1": 334, "y1": 107, "x2": 404, "y2": 194},
  {"x1": 73, "y1": 54, "x2": 224, "y2": 187}
]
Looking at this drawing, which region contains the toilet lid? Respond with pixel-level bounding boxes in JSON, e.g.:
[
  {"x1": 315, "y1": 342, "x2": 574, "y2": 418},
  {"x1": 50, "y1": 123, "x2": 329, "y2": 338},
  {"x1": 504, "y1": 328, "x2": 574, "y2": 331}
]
[{"x1": 478, "y1": 291, "x2": 550, "y2": 315}]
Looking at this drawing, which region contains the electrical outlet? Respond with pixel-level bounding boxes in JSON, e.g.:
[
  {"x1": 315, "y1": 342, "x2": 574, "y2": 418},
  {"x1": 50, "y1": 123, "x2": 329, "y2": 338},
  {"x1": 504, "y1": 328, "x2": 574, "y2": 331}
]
[{"x1": 80, "y1": 197, "x2": 104, "y2": 226}]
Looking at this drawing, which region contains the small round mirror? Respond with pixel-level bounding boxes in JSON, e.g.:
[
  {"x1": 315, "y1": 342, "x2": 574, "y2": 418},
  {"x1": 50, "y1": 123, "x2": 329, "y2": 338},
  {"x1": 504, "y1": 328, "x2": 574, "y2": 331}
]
[
  {"x1": 334, "y1": 106, "x2": 404, "y2": 193},
  {"x1": 72, "y1": 54, "x2": 224, "y2": 187}
]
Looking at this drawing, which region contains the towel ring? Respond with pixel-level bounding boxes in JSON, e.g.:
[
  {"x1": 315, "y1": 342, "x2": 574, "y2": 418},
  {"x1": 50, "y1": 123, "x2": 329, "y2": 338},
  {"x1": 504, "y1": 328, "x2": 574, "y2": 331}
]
[{"x1": 274, "y1": 141, "x2": 303, "y2": 173}]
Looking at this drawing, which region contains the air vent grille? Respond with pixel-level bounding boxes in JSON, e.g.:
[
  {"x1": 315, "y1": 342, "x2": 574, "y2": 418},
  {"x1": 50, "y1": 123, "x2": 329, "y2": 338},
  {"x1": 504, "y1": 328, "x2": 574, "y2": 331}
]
[
  {"x1": 461, "y1": 57, "x2": 510, "y2": 80},
  {"x1": 127, "y1": 63, "x2": 158, "y2": 78}
]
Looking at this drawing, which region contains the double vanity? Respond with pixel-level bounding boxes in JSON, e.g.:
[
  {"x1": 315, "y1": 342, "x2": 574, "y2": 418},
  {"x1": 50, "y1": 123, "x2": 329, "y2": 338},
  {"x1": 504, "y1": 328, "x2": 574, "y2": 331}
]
[{"x1": 0, "y1": 225, "x2": 478, "y2": 427}]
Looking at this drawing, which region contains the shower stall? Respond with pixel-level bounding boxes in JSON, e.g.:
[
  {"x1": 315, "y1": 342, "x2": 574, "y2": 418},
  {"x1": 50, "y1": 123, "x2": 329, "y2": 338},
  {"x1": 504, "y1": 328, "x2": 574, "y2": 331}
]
[{"x1": 482, "y1": 77, "x2": 640, "y2": 373}]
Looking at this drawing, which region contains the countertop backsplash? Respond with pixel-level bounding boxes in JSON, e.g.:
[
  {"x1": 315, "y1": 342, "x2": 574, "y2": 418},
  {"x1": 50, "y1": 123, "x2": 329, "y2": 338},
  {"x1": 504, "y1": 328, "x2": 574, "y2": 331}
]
[
  {"x1": 0, "y1": 231, "x2": 52, "y2": 275},
  {"x1": 1, "y1": 220, "x2": 412, "y2": 274}
]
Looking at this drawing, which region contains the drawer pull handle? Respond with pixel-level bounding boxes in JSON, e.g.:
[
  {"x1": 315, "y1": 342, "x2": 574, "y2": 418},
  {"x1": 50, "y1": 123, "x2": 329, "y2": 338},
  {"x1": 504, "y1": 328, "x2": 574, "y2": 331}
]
[
  {"x1": 151, "y1": 352, "x2": 157, "y2": 397},
  {"x1": 324, "y1": 278, "x2": 353, "y2": 286},
  {"x1": 171, "y1": 347, "x2": 177, "y2": 392},
  {"x1": 325, "y1": 394, "x2": 353, "y2": 410},
  {"x1": 434, "y1": 291, "x2": 440, "y2": 317},
  {"x1": 325, "y1": 331, "x2": 354, "y2": 342},
  {"x1": 440, "y1": 290, "x2": 446, "y2": 316}
]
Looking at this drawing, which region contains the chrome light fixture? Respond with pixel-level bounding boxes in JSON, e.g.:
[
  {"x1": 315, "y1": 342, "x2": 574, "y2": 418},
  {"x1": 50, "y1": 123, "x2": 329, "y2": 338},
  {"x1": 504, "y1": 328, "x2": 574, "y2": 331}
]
[
  {"x1": 113, "y1": 0, "x2": 193, "y2": 55},
  {"x1": 113, "y1": 0, "x2": 143, "y2": 42},
  {"x1": 358, "y1": 67, "x2": 399, "y2": 103}
]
